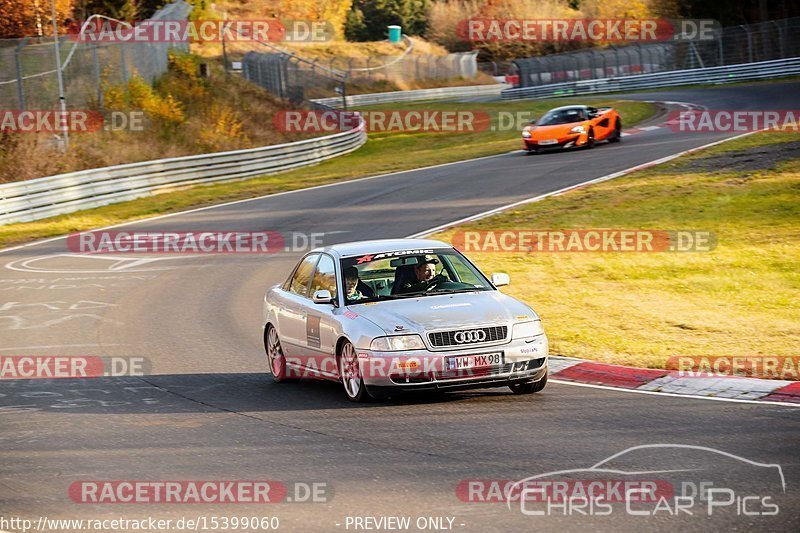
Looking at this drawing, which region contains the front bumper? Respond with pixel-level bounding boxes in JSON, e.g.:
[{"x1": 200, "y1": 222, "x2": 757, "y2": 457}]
[
  {"x1": 524, "y1": 134, "x2": 584, "y2": 151},
  {"x1": 356, "y1": 334, "x2": 548, "y2": 392}
]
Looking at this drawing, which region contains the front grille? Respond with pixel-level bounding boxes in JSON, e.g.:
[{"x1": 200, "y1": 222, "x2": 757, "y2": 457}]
[{"x1": 428, "y1": 326, "x2": 507, "y2": 347}]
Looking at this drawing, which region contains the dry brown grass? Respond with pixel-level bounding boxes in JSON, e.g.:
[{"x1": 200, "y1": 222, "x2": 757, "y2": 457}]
[{"x1": 0, "y1": 54, "x2": 313, "y2": 183}]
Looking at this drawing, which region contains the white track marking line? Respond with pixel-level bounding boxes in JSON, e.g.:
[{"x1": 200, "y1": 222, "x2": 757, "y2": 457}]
[
  {"x1": 0, "y1": 151, "x2": 514, "y2": 256},
  {"x1": 550, "y1": 379, "x2": 799, "y2": 408},
  {"x1": 407, "y1": 129, "x2": 759, "y2": 238},
  {"x1": 0, "y1": 343, "x2": 128, "y2": 352}
]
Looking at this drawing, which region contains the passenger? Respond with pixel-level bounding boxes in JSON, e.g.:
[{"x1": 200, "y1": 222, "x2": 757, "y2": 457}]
[{"x1": 344, "y1": 266, "x2": 374, "y2": 300}]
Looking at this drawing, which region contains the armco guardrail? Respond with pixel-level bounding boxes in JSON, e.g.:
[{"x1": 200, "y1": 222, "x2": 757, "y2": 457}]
[
  {"x1": 502, "y1": 57, "x2": 800, "y2": 100},
  {"x1": 313, "y1": 83, "x2": 508, "y2": 108},
  {"x1": 0, "y1": 120, "x2": 366, "y2": 225}
]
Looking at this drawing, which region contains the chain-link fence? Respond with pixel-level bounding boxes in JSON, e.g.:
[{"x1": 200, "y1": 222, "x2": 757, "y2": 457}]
[
  {"x1": 0, "y1": 0, "x2": 191, "y2": 111},
  {"x1": 242, "y1": 52, "x2": 347, "y2": 108},
  {"x1": 242, "y1": 49, "x2": 479, "y2": 108},
  {"x1": 512, "y1": 17, "x2": 800, "y2": 88}
]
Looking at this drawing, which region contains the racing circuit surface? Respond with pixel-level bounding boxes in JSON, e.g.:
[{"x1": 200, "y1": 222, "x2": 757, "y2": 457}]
[{"x1": 2, "y1": 82, "x2": 800, "y2": 531}]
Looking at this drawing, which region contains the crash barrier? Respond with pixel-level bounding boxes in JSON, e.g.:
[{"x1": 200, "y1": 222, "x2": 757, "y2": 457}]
[
  {"x1": 311, "y1": 83, "x2": 508, "y2": 109},
  {"x1": 501, "y1": 56, "x2": 800, "y2": 100},
  {"x1": 511, "y1": 17, "x2": 800, "y2": 89},
  {"x1": 0, "y1": 115, "x2": 366, "y2": 225}
]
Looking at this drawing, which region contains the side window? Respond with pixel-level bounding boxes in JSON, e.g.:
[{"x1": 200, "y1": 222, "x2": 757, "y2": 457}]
[
  {"x1": 310, "y1": 254, "x2": 338, "y2": 299},
  {"x1": 288, "y1": 254, "x2": 320, "y2": 298}
]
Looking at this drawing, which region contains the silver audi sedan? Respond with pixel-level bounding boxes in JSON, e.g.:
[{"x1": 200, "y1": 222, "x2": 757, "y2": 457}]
[{"x1": 262, "y1": 238, "x2": 548, "y2": 401}]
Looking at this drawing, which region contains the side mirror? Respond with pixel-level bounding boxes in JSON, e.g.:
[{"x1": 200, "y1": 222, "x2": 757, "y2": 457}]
[
  {"x1": 491, "y1": 273, "x2": 510, "y2": 287},
  {"x1": 528, "y1": 118, "x2": 536, "y2": 125},
  {"x1": 312, "y1": 289, "x2": 334, "y2": 304}
]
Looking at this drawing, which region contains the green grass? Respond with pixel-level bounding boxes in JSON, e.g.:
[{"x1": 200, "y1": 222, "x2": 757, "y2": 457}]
[
  {"x1": 435, "y1": 132, "x2": 800, "y2": 369},
  {"x1": 0, "y1": 98, "x2": 656, "y2": 248}
]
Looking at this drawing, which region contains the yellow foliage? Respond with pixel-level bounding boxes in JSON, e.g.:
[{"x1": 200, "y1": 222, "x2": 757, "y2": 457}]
[{"x1": 279, "y1": 0, "x2": 353, "y2": 39}]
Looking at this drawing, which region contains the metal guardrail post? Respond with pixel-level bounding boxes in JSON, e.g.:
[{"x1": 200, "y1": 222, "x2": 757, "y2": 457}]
[
  {"x1": 92, "y1": 42, "x2": 102, "y2": 107},
  {"x1": 14, "y1": 37, "x2": 29, "y2": 111}
]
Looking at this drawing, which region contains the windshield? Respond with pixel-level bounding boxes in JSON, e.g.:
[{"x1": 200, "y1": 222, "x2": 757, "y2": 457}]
[
  {"x1": 340, "y1": 248, "x2": 493, "y2": 304},
  {"x1": 537, "y1": 108, "x2": 586, "y2": 125}
]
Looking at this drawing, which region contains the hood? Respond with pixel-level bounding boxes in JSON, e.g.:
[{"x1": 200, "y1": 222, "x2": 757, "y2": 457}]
[
  {"x1": 528, "y1": 122, "x2": 583, "y2": 137},
  {"x1": 350, "y1": 291, "x2": 537, "y2": 335}
]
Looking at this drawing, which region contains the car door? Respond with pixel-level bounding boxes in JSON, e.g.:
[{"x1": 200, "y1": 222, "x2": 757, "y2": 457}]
[
  {"x1": 277, "y1": 253, "x2": 320, "y2": 370},
  {"x1": 306, "y1": 253, "x2": 341, "y2": 379}
]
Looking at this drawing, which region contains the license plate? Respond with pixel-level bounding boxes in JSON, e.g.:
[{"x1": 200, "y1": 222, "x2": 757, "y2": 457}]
[
  {"x1": 446, "y1": 352, "x2": 503, "y2": 371},
  {"x1": 538, "y1": 139, "x2": 557, "y2": 145}
]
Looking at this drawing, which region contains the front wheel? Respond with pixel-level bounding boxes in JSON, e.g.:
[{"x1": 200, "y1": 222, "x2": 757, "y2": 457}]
[
  {"x1": 608, "y1": 120, "x2": 622, "y2": 143},
  {"x1": 339, "y1": 341, "x2": 370, "y2": 402},
  {"x1": 509, "y1": 374, "x2": 547, "y2": 395}
]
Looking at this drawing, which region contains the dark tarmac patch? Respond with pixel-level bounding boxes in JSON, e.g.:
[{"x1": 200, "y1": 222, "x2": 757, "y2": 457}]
[{"x1": 678, "y1": 140, "x2": 800, "y2": 173}]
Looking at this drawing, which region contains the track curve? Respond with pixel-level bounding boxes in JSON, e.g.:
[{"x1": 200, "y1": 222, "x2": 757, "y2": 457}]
[{"x1": 1, "y1": 81, "x2": 799, "y2": 532}]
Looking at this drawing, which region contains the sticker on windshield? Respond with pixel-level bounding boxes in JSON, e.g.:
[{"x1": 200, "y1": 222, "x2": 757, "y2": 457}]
[{"x1": 354, "y1": 249, "x2": 440, "y2": 264}]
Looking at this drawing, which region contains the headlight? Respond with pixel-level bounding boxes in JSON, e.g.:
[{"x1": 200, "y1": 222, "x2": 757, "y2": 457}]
[
  {"x1": 569, "y1": 125, "x2": 586, "y2": 134},
  {"x1": 522, "y1": 131, "x2": 532, "y2": 138},
  {"x1": 371, "y1": 334, "x2": 425, "y2": 351},
  {"x1": 512, "y1": 320, "x2": 544, "y2": 339}
]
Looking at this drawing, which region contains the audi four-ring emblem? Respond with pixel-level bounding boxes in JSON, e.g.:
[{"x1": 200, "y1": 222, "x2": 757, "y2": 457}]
[{"x1": 453, "y1": 329, "x2": 487, "y2": 343}]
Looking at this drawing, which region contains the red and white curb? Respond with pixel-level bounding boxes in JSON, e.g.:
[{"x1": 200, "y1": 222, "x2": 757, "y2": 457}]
[{"x1": 548, "y1": 356, "x2": 800, "y2": 405}]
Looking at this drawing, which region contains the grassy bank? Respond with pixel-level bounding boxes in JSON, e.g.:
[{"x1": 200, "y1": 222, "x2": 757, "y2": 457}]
[
  {"x1": 435, "y1": 132, "x2": 800, "y2": 368},
  {"x1": 0, "y1": 98, "x2": 656, "y2": 248}
]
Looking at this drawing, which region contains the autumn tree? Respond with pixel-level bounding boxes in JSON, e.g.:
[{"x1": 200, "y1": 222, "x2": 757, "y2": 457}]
[{"x1": 0, "y1": 0, "x2": 74, "y2": 38}]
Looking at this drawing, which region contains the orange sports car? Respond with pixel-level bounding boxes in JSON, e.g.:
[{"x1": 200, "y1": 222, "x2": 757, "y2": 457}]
[{"x1": 522, "y1": 105, "x2": 622, "y2": 153}]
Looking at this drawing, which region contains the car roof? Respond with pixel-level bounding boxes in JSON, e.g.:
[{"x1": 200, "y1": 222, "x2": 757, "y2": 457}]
[
  {"x1": 313, "y1": 238, "x2": 452, "y2": 258},
  {"x1": 546, "y1": 105, "x2": 589, "y2": 113}
]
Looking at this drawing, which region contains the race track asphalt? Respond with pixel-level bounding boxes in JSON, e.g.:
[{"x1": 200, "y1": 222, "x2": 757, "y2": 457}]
[{"x1": 1, "y1": 81, "x2": 799, "y2": 532}]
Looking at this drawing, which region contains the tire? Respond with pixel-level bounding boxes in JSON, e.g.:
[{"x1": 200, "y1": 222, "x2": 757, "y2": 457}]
[
  {"x1": 509, "y1": 374, "x2": 548, "y2": 395},
  {"x1": 525, "y1": 149, "x2": 538, "y2": 155},
  {"x1": 265, "y1": 325, "x2": 289, "y2": 383},
  {"x1": 609, "y1": 120, "x2": 622, "y2": 143},
  {"x1": 586, "y1": 129, "x2": 596, "y2": 148},
  {"x1": 338, "y1": 340, "x2": 370, "y2": 402}
]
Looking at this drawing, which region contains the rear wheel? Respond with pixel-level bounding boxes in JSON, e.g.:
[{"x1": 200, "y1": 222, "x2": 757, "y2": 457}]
[
  {"x1": 339, "y1": 341, "x2": 370, "y2": 402},
  {"x1": 265, "y1": 325, "x2": 289, "y2": 383},
  {"x1": 509, "y1": 374, "x2": 547, "y2": 395}
]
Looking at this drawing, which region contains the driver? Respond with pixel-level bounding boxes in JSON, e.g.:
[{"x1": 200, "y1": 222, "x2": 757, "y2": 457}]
[{"x1": 398, "y1": 256, "x2": 444, "y2": 293}]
